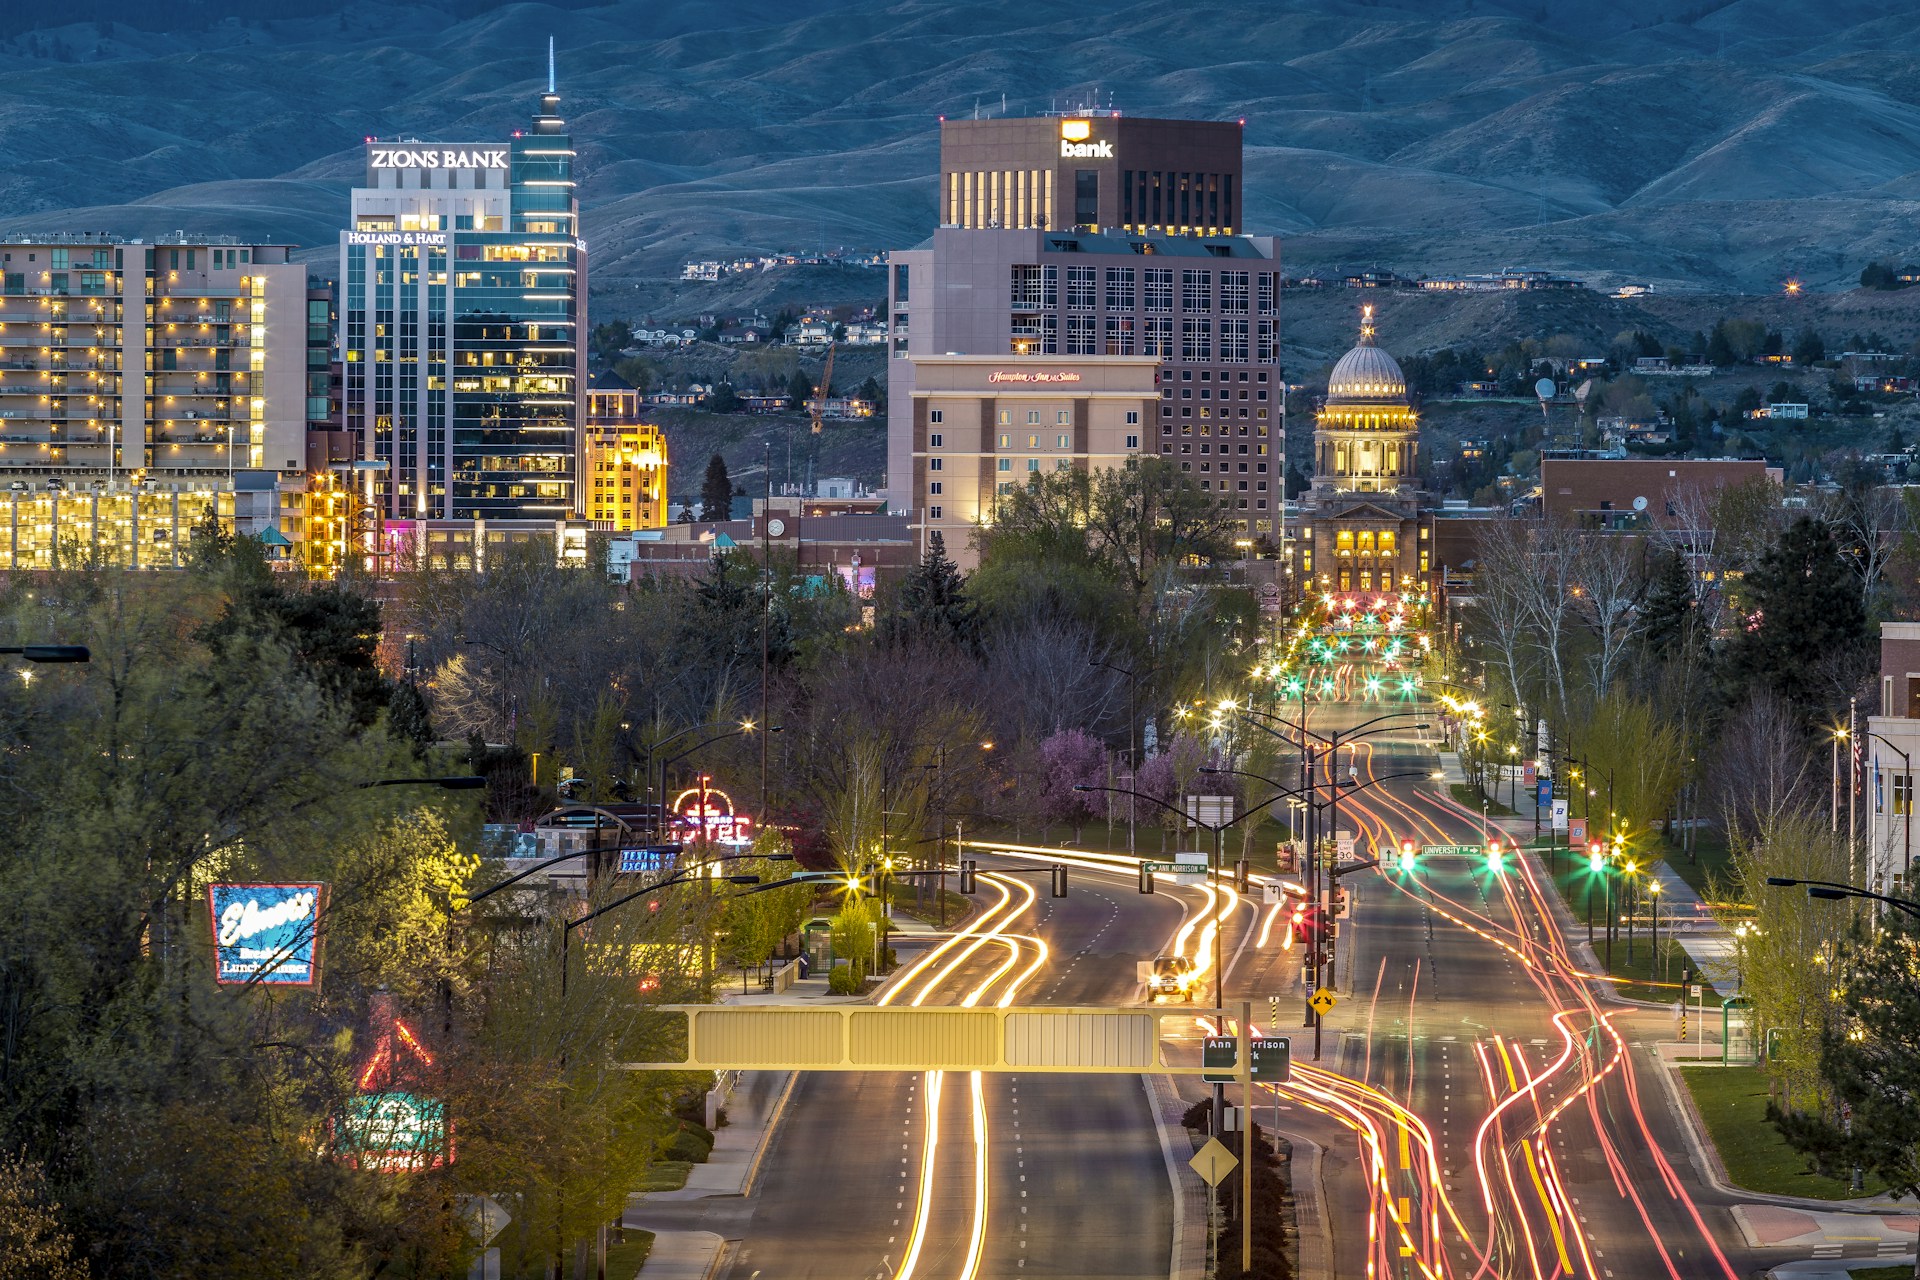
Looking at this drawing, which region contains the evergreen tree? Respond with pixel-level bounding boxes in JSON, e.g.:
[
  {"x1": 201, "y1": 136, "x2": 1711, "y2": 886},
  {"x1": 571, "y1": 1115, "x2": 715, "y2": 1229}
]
[
  {"x1": 857, "y1": 374, "x2": 885, "y2": 414},
  {"x1": 1705, "y1": 321, "x2": 1737, "y2": 367},
  {"x1": 1639, "y1": 550, "x2": 1699, "y2": 661},
  {"x1": 786, "y1": 368, "x2": 816, "y2": 410},
  {"x1": 387, "y1": 680, "x2": 434, "y2": 758},
  {"x1": 885, "y1": 531, "x2": 978, "y2": 651},
  {"x1": 1772, "y1": 910, "x2": 1920, "y2": 1203},
  {"x1": 1793, "y1": 328, "x2": 1827, "y2": 366},
  {"x1": 1719, "y1": 516, "x2": 1869, "y2": 723},
  {"x1": 701, "y1": 453, "x2": 733, "y2": 521}
]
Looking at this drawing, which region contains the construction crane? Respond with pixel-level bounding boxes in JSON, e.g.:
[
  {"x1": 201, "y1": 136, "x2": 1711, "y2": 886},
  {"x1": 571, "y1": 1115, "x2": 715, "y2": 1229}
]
[{"x1": 808, "y1": 339, "x2": 836, "y2": 436}]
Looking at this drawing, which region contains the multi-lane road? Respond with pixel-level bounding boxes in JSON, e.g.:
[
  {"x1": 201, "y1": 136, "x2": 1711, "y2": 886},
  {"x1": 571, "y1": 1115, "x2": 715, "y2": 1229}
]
[{"x1": 681, "y1": 689, "x2": 1855, "y2": 1279}]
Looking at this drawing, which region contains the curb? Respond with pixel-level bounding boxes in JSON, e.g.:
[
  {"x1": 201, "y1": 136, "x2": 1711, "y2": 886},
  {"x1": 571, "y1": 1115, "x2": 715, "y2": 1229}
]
[
  {"x1": 1652, "y1": 1051, "x2": 1917, "y2": 1217},
  {"x1": 1143, "y1": 1072, "x2": 1207, "y2": 1280},
  {"x1": 738, "y1": 1070, "x2": 798, "y2": 1197}
]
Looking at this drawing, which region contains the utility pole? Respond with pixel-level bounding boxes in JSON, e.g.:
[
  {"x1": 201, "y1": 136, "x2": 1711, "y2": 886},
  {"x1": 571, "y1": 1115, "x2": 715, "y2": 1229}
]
[{"x1": 760, "y1": 440, "x2": 771, "y2": 818}]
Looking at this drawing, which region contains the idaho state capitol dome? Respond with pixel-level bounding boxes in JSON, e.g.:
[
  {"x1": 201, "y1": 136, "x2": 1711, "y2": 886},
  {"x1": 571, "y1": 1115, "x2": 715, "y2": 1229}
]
[{"x1": 1326, "y1": 311, "x2": 1407, "y2": 402}]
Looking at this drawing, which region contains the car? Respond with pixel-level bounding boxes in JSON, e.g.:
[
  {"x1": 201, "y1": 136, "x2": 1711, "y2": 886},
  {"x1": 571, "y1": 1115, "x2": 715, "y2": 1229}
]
[{"x1": 1145, "y1": 954, "x2": 1194, "y2": 1003}]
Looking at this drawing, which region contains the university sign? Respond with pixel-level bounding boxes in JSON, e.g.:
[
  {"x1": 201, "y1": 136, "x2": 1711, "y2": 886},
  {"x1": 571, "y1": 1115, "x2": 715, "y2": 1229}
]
[
  {"x1": 368, "y1": 145, "x2": 509, "y2": 171},
  {"x1": 208, "y1": 883, "x2": 325, "y2": 986}
]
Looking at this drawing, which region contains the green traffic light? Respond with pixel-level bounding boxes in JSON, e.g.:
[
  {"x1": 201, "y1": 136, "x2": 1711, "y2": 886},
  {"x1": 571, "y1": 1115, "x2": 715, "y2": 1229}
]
[
  {"x1": 1398, "y1": 851, "x2": 1416, "y2": 873},
  {"x1": 1588, "y1": 853, "x2": 1604, "y2": 872}
]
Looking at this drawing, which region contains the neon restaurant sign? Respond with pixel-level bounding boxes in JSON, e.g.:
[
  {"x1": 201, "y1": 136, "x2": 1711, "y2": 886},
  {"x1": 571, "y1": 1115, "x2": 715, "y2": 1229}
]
[
  {"x1": 207, "y1": 883, "x2": 325, "y2": 986},
  {"x1": 672, "y1": 782, "x2": 755, "y2": 847},
  {"x1": 334, "y1": 1013, "x2": 450, "y2": 1173}
]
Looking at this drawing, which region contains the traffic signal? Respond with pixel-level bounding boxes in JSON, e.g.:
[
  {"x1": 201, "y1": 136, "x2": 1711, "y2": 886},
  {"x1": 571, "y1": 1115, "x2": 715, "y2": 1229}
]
[
  {"x1": 1290, "y1": 902, "x2": 1321, "y2": 945},
  {"x1": 1486, "y1": 837, "x2": 1503, "y2": 871},
  {"x1": 959, "y1": 860, "x2": 978, "y2": 894},
  {"x1": 1139, "y1": 863, "x2": 1155, "y2": 895},
  {"x1": 1234, "y1": 859, "x2": 1251, "y2": 893},
  {"x1": 1398, "y1": 839, "x2": 1417, "y2": 873},
  {"x1": 1051, "y1": 863, "x2": 1067, "y2": 898},
  {"x1": 1331, "y1": 885, "x2": 1350, "y2": 919},
  {"x1": 1588, "y1": 840, "x2": 1605, "y2": 872}
]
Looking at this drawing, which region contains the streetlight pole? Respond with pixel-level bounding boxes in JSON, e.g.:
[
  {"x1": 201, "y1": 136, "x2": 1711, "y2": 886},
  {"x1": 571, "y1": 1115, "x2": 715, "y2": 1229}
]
[
  {"x1": 1648, "y1": 878, "x2": 1661, "y2": 977},
  {"x1": 1091, "y1": 658, "x2": 1154, "y2": 855},
  {"x1": 1766, "y1": 876, "x2": 1920, "y2": 922}
]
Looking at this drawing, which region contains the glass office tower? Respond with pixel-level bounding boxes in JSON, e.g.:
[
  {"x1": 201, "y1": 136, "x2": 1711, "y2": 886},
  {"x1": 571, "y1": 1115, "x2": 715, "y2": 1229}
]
[{"x1": 340, "y1": 78, "x2": 585, "y2": 520}]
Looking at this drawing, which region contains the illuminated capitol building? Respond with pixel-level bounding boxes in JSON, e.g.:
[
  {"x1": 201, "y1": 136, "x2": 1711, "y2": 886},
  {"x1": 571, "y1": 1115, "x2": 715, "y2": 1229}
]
[{"x1": 1290, "y1": 306, "x2": 1430, "y2": 595}]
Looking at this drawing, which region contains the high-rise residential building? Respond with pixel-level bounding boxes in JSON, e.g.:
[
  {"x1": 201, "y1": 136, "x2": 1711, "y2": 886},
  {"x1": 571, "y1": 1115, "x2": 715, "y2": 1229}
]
[
  {"x1": 886, "y1": 112, "x2": 1282, "y2": 544},
  {"x1": 0, "y1": 232, "x2": 304, "y2": 568},
  {"x1": 340, "y1": 69, "x2": 584, "y2": 524},
  {"x1": 581, "y1": 371, "x2": 667, "y2": 531}
]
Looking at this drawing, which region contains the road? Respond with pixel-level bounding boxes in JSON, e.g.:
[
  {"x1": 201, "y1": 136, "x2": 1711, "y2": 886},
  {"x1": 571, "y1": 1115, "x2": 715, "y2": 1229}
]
[
  {"x1": 668, "y1": 666, "x2": 1862, "y2": 1278},
  {"x1": 717, "y1": 863, "x2": 1199, "y2": 1280}
]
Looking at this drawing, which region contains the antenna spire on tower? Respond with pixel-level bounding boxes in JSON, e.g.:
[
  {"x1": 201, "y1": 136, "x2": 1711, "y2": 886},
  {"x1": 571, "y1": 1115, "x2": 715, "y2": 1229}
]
[
  {"x1": 1359, "y1": 304, "x2": 1376, "y2": 345},
  {"x1": 547, "y1": 36, "x2": 556, "y2": 94}
]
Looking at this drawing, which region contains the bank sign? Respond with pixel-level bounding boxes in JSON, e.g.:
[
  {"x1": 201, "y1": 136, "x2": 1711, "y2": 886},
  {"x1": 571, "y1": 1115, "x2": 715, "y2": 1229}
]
[
  {"x1": 367, "y1": 144, "x2": 509, "y2": 171},
  {"x1": 1059, "y1": 119, "x2": 1113, "y2": 159},
  {"x1": 208, "y1": 883, "x2": 325, "y2": 986}
]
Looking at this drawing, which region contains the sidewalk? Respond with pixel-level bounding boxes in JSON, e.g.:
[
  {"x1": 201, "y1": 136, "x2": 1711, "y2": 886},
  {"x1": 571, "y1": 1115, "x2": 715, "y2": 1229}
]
[
  {"x1": 1464, "y1": 753, "x2": 1739, "y2": 996},
  {"x1": 623, "y1": 913, "x2": 955, "y2": 1275},
  {"x1": 622, "y1": 1068, "x2": 795, "y2": 1278}
]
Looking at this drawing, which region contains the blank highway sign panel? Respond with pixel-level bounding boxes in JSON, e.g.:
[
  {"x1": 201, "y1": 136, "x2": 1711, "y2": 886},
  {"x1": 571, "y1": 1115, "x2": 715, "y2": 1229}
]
[{"x1": 640, "y1": 1006, "x2": 1226, "y2": 1073}]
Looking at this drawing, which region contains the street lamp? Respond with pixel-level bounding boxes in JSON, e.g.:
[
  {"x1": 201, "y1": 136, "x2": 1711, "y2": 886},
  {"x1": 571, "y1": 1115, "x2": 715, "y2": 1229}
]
[
  {"x1": 359, "y1": 775, "x2": 488, "y2": 790},
  {"x1": 1766, "y1": 876, "x2": 1920, "y2": 922},
  {"x1": 0, "y1": 644, "x2": 89, "y2": 663},
  {"x1": 1647, "y1": 878, "x2": 1662, "y2": 976},
  {"x1": 1732, "y1": 919, "x2": 1755, "y2": 991}
]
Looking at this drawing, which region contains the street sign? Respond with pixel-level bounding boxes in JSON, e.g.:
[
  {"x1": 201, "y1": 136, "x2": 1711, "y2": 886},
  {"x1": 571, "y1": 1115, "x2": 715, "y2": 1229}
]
[
  {"x1": 1202, "y1": 1035, "x2": 1237, "y2": 1083},
  {"x1": 459, "y1": 1195, "x2": 511, "y2": 1247},
  {"x1": 1309, "y1": 989, "x2": 1338, "y2": 1017},
  {"x1": 1186, "y1": 795, "x2": 1234, "y2": 827},
  {"x1": 1250, "y1": 1037, "x2": 1291, "y2": 1082},
  {"x1": 1262, "y1": 883, "x2": 1280, "y2": 905},
  {"x1": 1336, "y1": 830, "x2": 1356, "y2": 859},
  {"x1": 1421, "y1": 844, "x2": 1477, "y2": 857},
  {"x1": 1190, "y1": 1137, "x2": 1239, "y2": 1186},
  {"x1": 1141, "y1": 856, "x2": 1209, "y2": 886},
  {"x1": 616, "y1": 845, "x2": 681, "y2": 875}
]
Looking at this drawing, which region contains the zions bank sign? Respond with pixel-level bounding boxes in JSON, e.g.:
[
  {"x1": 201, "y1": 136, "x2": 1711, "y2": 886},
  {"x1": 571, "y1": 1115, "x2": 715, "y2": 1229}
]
[
  {"x1": 367, "y1": 145, "x2": 510, "y2": 171},
  {"x1": 1059, "y1": 119, "x2": 1113, "y2": 159}
]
